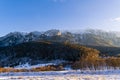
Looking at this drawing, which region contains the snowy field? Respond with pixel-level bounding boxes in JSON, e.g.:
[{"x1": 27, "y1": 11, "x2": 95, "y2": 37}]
[{"x1": 0, "y1": 70, "x2": 120, "y2": 80}]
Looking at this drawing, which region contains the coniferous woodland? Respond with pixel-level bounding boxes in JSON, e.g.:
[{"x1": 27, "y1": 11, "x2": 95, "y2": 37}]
[{"x1": 0, "y1": 41, "x2": 120, "y2": 72}]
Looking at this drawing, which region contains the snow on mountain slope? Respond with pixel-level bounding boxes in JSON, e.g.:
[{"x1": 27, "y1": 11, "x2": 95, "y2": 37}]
[
  {"x1": 44, "y1": 29, "x2": 61, "y2": 36},
  {"x1": 0, "y1": 32, "x2": 26, "y2": 47},
  {"x1": 0, "y1": 29, "x2": 62, "y2": 47},
  {"x1": 1, "y1": 29, "x2": 120, "y2": 47}
]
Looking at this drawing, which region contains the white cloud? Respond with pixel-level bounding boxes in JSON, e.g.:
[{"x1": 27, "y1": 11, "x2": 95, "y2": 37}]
[{"x1": 111, "y1": 17, "x2": 120, "y2": 22}]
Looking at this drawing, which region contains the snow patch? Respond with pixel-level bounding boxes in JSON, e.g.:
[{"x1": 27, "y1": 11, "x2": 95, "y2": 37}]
[{"x1": 14, "y1": 60, "x2": 66, "y2": 69}]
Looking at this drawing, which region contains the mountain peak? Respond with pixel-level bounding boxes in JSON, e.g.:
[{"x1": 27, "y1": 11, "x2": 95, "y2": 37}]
[{"x1": 44, "y1": 29, "x2": 61, "y2": 36}]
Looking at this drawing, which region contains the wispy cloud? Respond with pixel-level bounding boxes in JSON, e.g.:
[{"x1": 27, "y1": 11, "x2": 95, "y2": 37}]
[{"x1": 111, "y1": 17, "x2": 120, "y2": 22}]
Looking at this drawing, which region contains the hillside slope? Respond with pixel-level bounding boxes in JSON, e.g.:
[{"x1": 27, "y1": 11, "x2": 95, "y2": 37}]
[{"x1": 0, "y1": 41, "x2": 99, "y2": 67}]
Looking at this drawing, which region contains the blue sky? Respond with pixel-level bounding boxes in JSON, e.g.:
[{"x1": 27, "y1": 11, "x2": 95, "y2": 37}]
[{"x1": 0, "y1": 0, "x2": 120, "y2": 36}]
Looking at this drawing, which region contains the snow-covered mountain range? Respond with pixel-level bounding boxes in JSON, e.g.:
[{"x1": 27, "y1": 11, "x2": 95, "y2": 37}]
[
  {"x1": 0, "y1": 29, "x2": 61, "y2": 47},
  {"x1": 0, "y1": 29, "x2": 120, "y2": 47}
]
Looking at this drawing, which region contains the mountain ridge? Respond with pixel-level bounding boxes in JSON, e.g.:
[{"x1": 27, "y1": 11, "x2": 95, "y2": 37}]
[{"x1": 0, "y1": 29, "x2": 120, "y2": 47}]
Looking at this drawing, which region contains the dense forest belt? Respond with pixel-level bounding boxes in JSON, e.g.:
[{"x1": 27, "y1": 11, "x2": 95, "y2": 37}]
[
  {"x1": 0, "y1": 41, "x2": 99, "y2": 67},
  {"x1": 85, "y1": 45, "x2": 120, "y2": 56},
  {"x1": 0, "y1": 41, "x2": 120, "y2": 70}
]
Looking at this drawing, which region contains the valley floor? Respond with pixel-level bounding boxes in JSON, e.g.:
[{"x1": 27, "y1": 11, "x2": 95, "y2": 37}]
[{"x1": 0, "y1": 70, "x2": 120, "y2": 80}]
